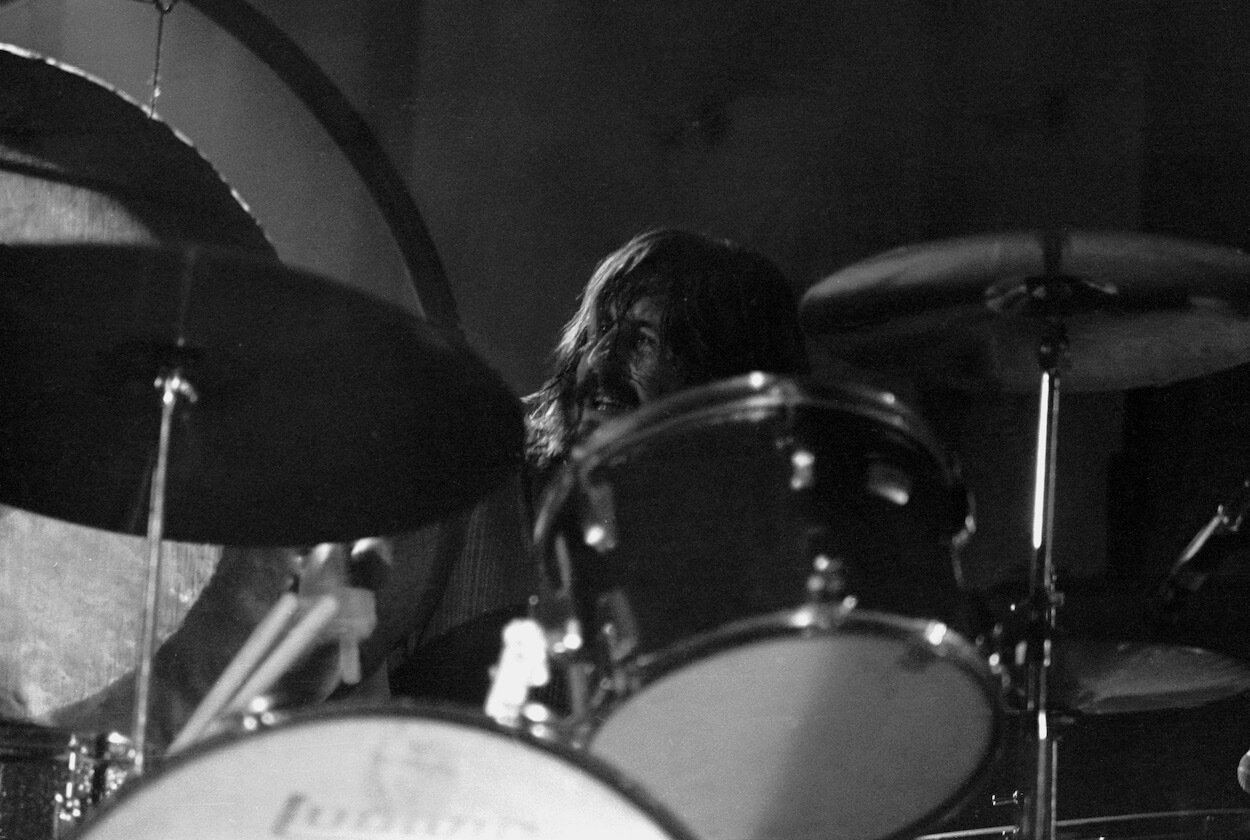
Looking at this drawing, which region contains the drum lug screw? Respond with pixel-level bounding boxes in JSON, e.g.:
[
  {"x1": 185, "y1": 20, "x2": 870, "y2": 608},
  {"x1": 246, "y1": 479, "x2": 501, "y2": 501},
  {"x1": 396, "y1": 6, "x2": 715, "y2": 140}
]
[
  {"x1": 806, "y1": 554, "x2": 847, "y2": 602},
  {"x1": 790, "y1": 448, "x2": 816, "y2": 491},
  {"x1": 596, "y1": 590, "x2": 639, "y2": 664},
  {"x1": 582, "y1": 481, "x2": 618, "y2": 552},
  {"x1": 992, "y1": 790, "x2": 1022, "y2": 808}
]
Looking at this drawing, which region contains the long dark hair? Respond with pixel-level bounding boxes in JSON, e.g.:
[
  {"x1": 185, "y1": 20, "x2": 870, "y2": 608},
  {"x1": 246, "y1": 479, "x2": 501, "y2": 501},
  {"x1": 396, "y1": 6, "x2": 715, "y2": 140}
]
[{"x1": 525, "y1": 229, "x2": 808, "y2": 470}]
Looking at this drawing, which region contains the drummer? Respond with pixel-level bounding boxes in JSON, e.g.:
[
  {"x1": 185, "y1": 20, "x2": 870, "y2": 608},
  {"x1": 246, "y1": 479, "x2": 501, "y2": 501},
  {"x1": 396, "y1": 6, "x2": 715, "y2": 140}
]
[
  {"x1": 387, "y1": 228, "x2": 811, "y2": 702},
  {"x1": 524, "y1": 228, "x2": 810, "y2": 485}
]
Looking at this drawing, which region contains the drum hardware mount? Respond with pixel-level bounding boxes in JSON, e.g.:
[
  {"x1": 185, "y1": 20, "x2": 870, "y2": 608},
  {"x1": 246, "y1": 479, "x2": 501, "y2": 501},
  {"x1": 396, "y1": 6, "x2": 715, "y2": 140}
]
[
  {"x1": 233, "y1": 695, "x2": 286, "y2": 736},
  {"x1": 483, "y1": 612, "x2": 591, "y2": 747},
  {"x1": 582, "y1": 479, "x2": 619, "y2": 552},
  {"x1": 596, "y1": 589, "x2": 642, "y2": 669},
  {"x1": 484, "y1": 617, "x2": 552, "y2": 729},
  {"x1": 789, "y1": 446, "x2": 817, "y2": 490},
  {"x1": 52, "y1": 731, "x2": 135, "y2": 834},
  {"x1": 805, "y1": 554, "x2": 850, "y2": 602}
]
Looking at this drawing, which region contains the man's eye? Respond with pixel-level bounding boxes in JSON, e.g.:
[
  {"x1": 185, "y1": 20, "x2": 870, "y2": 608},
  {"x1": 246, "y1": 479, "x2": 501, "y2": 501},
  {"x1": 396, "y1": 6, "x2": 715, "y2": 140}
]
[{"x1": 635, "y1": 330, "x2": 659, "y2": 349}]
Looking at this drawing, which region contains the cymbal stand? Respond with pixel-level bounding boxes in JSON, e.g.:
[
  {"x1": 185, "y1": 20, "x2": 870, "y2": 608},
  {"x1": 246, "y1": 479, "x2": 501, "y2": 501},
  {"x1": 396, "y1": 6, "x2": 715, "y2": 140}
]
[
  {"x1": 131, "y1": 364, "x2": 198, "y2": 776},
  {"x1": 1018, "y1": 320, "x2": 1067, "y2": 840}
]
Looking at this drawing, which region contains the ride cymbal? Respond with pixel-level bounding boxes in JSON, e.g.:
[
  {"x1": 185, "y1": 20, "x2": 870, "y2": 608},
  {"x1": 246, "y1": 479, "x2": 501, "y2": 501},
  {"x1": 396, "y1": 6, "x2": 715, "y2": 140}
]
[{"x1": 801, "y1": 231, "x2": 1250, "y2": 392}]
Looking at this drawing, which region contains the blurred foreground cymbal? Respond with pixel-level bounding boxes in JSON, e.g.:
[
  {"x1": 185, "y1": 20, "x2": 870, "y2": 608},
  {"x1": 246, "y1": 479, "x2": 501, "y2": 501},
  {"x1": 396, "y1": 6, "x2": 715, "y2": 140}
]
[
  {"x1": 0, "y1": 244, "x2": 523, "y2": 545},
  {"x1": 801, "y1": 231, "x2": 1250, "y2": 392},
  {"x1": 1052, "y1": 639, "x2": 1250, "y2": 715}
]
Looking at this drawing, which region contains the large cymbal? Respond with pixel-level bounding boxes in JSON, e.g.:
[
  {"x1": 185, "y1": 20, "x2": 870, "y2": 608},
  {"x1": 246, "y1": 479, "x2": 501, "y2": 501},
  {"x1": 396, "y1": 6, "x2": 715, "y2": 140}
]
[
  {"x1": 0, "y1": 244, "x2": 523, "y2": 545},
  {"x1": 801, "y1": 231, "x2": 1250, "y2": 391}
]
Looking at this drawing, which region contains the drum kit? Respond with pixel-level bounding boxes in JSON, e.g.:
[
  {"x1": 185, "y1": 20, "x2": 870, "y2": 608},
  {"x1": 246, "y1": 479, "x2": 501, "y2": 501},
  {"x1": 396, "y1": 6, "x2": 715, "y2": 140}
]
[
  {"x1": 488, "y1": 229, "x2": 1250, "y2": 840},
  {"x1": 3, "y1": 227, "x2": 1250, "y2": 839},
  {"x1": 5, "y1": 21, "x2": 1250, "y2": 840}
]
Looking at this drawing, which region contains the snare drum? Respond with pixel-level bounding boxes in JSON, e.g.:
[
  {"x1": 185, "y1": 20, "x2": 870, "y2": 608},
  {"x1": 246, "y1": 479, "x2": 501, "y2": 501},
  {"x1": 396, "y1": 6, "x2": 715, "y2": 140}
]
[
  {"x1": 70, "y1": 705, "x2": 697, "y2": 840},
  {"x1": 534, "y1": 373, "x2": 1000, "y2": 840}
]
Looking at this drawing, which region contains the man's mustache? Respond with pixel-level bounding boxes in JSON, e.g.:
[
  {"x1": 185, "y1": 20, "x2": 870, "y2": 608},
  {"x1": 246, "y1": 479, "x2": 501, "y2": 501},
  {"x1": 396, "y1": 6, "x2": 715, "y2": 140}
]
[{"x1": 571, "y1": 371, "x2": 634, "y2": 408}]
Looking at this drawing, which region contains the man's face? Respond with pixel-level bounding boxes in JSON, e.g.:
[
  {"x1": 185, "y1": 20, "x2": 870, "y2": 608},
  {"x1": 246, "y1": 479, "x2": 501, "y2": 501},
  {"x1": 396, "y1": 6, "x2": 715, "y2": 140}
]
[{"x1": 570, "y1": 294, "x2": 692, "y2": 441}]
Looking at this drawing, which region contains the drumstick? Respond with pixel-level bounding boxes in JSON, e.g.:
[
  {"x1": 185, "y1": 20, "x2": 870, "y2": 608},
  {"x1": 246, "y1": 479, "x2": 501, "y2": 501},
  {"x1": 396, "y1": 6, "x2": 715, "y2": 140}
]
[
  {"x1": 223, "y1": 594, "x2": 340, "y2": 717},
  {"x1": 339, "y1": 635, "x2": 361, "y2": 685},
  {"x1": 167, "y1": 591, "x2": 300, "y2": 755}
]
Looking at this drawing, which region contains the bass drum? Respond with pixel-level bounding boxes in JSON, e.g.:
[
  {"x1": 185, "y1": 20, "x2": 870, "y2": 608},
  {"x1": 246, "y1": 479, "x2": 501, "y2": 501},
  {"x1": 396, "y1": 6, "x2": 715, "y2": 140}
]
[
  {"x1": 534, "y1": 373, "x2": 999, "y2": 840},
  {"x1": 68, "y1": 705, "x2": 697, "y2": 840}
]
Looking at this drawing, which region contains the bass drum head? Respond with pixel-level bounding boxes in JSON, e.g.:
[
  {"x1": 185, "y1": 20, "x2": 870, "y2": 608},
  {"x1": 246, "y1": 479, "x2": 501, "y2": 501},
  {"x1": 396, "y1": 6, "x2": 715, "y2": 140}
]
[
  {"x1": 588, "y1": 609, "x2": 1002, "y2": 840},
  {"x1": 72, "y1": 705, "x2": 696, "y2": 840}
]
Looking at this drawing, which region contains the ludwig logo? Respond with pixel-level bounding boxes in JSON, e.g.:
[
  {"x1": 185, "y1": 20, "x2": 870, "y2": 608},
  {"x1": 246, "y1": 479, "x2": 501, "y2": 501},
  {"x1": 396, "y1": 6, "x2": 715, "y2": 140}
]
[{"x1": 270, "y1": 793, "x2": 539, "y2": 839}]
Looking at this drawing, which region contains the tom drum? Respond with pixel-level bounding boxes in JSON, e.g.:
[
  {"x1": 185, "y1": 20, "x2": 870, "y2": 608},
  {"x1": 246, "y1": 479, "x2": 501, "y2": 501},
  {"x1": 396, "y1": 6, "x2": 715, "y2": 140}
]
[{"x1": 534, "y1": 373, "x2": 1001, "y2": 840}]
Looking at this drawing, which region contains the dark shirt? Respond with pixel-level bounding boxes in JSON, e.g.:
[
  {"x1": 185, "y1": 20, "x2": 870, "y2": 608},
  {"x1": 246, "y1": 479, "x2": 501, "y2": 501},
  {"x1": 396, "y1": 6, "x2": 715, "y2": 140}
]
[{"x1": 384, "y1": 472, "x2": 537, "y2": 707}]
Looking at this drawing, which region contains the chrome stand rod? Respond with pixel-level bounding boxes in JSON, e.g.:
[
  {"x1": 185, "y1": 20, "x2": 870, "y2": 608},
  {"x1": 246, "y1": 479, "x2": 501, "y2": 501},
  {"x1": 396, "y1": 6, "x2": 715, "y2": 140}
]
[
  {"x1": 131, "y1": 368, "x2": 197, "y2": 776},
  {"x1": 1019, "y1": 326, "x2": 1065, "y2": 840}
]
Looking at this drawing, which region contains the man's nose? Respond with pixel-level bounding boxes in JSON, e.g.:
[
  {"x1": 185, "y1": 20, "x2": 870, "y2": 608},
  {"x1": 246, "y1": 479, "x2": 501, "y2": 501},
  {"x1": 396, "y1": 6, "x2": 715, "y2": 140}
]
[{"x1": 576, "y1": 327, "x2": 618, "y2": 385}]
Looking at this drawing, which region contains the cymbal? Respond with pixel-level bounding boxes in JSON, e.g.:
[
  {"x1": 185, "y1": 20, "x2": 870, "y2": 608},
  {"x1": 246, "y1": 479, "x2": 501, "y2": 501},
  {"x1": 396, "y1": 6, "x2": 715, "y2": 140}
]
[
  {"x1": 980, "y1": 577, "x2": 1250, "y2": 715},
  {"x1": 1052, "y1": 638, "x2": 1250, "y2": 715},
  {"x1": 801, "y1": 231, "x2": 1250, "y2": 392},
  {"x1": 0, "y1": 244, "x2": 523, "y2": 545},
  {"x1": 0, "y1": 44, "x2": 272, "y2": 253}
]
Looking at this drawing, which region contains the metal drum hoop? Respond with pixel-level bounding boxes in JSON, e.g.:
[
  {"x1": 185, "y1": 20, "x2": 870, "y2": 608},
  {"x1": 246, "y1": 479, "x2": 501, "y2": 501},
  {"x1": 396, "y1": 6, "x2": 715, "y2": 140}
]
[
  {"x1": 568, "y1": 373, "x2": 967, "y2": 523},
  {"x1": 918, "y1": 811, "x2": 1250, "y2": 840},
  {"x1": 587, "y1": 605, "x2": 1005, "y2": 840}
]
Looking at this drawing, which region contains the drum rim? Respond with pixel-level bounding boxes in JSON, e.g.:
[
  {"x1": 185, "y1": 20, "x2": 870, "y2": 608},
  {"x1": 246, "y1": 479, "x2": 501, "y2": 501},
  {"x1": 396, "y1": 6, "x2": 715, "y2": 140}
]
[
  {"x1": 621, "y1": 603, "x2": 1000, "y2": 683},
  {"x1": 68, "y1": 702, "x2": 702, "y2": 840},
  {"x1": 588, "y1": 605, "x2": 1006, "y2": 840},
  {"x1": 916, "y1": 809, "x2": 1250, "y2": 840},
  {"x1": 538, "y1": 372, "x2": 975, "y2": 552},
  {"x1": 569, "y1": 372, "x2": 960, "y2": 488}
]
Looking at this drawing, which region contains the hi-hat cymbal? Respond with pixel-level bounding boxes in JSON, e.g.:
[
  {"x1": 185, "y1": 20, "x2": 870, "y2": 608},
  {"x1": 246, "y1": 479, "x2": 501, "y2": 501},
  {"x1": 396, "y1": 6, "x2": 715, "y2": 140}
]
[
  {"x1": 1052, "y1": 638, "x2": 1250, "y2": 715},
  {"x1": 0, "y1": 244, "x2": 523, "y2": 546},
  {"x1": 980, "y1": 578, "x2": 1250, "y2": 715},
  {"x1": 801, "y1": 231, "x2": 1250, "y2": 392}
]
